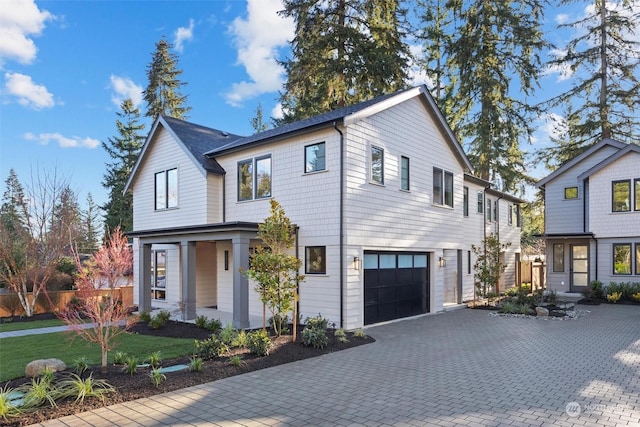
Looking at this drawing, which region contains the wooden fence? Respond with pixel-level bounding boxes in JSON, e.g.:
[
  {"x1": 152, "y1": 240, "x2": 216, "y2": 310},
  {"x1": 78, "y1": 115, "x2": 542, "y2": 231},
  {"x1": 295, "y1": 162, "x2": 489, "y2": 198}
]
[{"x1": 0, "y1": 286, "x2": 134, "y2": 318}]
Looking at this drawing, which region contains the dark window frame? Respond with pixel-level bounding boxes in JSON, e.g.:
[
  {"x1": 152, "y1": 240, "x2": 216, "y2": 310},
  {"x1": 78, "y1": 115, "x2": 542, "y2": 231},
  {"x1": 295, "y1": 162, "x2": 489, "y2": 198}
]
[
  {"x1": 564, "y1": 187, "x2": 578, "y2": 199},
  {"x1": 255, "y1": 155, "x2": 272, "y2": 199},
  {"x1": 636, "y1": 243, "x2": 640, "y2": 275},
  {"x1": 151, "y1": 250, "x2": 166, "y2": 300},
  {"x1": 553, "y1": 243, "x2": 564, "y2": 272},
  {"x1": 371, "y1": 146, "x2": 384, "y2": 185},
  {"x1": 305, "y1": 246, "x2": 326, "y2": 274},
  {"x1": 486, "y1": 198, "x2": 492, "y2": 222},
  {"x1": 477, "y1": 192, "x2": 483, "y2": 213},
  {"x1": 508, "y1": 204, "x2": 513, "y2": 225},
  {"x1": 238, "y1": 156, "x2": 272, "y2": 201},
  {"x1": 463, "y1": 186, "x2": 469, "y2": 217},
  {"x1": 400, "y1": 156, "x2": 410, "y2": 191},
  {"x1": 433, "y1": 167, "x2": 453, "y2": 208},
  {"x1": 635, "y1": 179, "x2": 640, "y2": 211},
  {"x1": 612, "y1": 180, "x2": 631, "y2": 212},
  {"x1": 613, "y1": 243, "x2": 632, "y2": 275},
  {"x1": 154, "y1": 168, "x2": 178, "y2": 210},
  {"x1": 304, "y1": 142, "x2": 326, "y2": 173}
]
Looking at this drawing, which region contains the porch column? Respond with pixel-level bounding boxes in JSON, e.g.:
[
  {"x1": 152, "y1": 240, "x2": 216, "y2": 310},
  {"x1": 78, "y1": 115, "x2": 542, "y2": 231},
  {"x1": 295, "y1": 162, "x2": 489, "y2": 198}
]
[
  {"x1": 181, "y1": 241, "x2": 197, "y2": 320},
  {"x1": 139, "y1": 243, "x2": 152, "y2": 313},
  {"x1": 232, "y1": 237, "x2": 250, "y2": 329}
]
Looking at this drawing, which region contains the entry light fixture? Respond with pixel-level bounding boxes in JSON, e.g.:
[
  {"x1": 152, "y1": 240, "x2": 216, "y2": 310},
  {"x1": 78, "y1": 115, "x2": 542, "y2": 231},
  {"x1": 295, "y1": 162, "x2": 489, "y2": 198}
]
[
  {"x1": 353, "y1": 256, "x2": 361, "y2": 270},
  {"x1": 438, "y1": 256, "x2": 446, "y2": 268}
]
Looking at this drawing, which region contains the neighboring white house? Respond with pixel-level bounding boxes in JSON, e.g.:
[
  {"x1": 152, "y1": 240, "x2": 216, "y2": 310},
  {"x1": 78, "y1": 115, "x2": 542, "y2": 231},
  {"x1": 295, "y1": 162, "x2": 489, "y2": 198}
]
[
  {"x1": 124, "y1": 85, "x2": 522, "y2": 329},
  {"x1": 536, "y1": 139, "x2": 640, "y2": 293}
]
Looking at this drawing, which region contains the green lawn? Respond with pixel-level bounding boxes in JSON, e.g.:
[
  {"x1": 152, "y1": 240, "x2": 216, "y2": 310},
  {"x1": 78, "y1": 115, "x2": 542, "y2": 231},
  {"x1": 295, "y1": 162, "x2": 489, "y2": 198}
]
[
  {"x1": 0, "y1": 331, "x2": 196, "y2": 382},
  {"x1": 0, "y1": 318, "x2": 66, "y2": 332}
]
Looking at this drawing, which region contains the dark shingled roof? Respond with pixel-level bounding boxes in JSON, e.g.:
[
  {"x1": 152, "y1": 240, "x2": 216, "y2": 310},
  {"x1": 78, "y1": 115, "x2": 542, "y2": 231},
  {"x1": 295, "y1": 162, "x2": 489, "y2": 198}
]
[
  {"x1": 204, "y1": 90, "x2": 403, "y2": 156},
  {"x1": 162, "y1": 115, "x2": 244, "y2": 175}
]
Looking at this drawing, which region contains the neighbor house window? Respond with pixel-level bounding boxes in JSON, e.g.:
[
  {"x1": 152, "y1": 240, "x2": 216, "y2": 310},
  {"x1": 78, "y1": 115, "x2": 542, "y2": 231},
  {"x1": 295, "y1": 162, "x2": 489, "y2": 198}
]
[
  {"x1": 486, "y1": 198, "x2": 492, "y2": 222},
  {"x1": 155, "y1": 168, "x2": 178, "y2": 210},
  {"x1": 515, "y1": 205, "x2": 521, "y2": 227},
  {"x1": 151, "y1": 250, "x2": 166, "y2": 300},
  {"x1": 636, "y1": 243, "x2": 640, "y2": 275},
  {"x1": 401, "y1": 156, "x2": 410, "y2": 191},
  {"x1": 635, "y1": 179, "x2": 640, "y2": 211},
  {"x1": 508, "y1": 204, "x2": 513, "y2": 225},
  {"x1": 238, "y1": 156, "x2": 271, "y2": 201},
  {"x1": 433, "y1": 168, "x2": 453, "y2": 207},
  {"x1": 306, "y1": 246, "x2": 326, "y2": 274},
  {"x1": 564, "y1": 187, "x2": 578, "y2": 199},
  {"x1": 477, "y1": 192, "x2": 483, "y2": 213},
  {"x1": 612, "y1": 180, "x2": 631, "y2": 212},
  {"x1": 613, "y1": 243, "x2": 632, "y2": 275},
  {"x1": 467, "y1": 250, "x2": 471, "y2": 274},
  {"x1": 371, "y1": 146, "x2": 384, "y2": 184},
  {"x1": 493, "y1": 201, "x2": 497, "y2": 223},
  {"x1": 553, "y1": 243, "x2": 564, "y2": 272},
  {"x1": 463, "y1": 186, "x2": 469, "y2": 217},
  {"x1": 305, "y1": 142, "x2": 325, "y2": 173}
]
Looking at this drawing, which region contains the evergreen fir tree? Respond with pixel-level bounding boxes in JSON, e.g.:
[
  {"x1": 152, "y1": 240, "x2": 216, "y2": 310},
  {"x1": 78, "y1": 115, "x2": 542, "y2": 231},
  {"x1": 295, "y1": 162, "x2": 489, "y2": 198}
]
[
  {"x1": 102, "y1": 98, "x2": 145, "y2": 233},
  {"x1": 143, "y1": 37, "x2": 191, "y2": 121},
  {"x1": 78, "y1": 193, "x2": 101, "y2": 253},
  {"x1": 250, "y1": 102, "x2": 270, "y2": 133},
  {"x1": 49, "y1": 185, "x2": 83, "y2": 254},
  {"x1": 0, "y1": 169, "x2": 29, "y2": 240},
  {"x1": 278, "y1": 0, "x2": 410, "y2": 123}
]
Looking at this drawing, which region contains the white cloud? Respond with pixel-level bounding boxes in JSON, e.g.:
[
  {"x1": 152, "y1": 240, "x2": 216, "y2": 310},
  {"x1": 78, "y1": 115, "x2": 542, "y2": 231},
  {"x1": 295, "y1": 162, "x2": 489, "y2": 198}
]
[
  {"x1": 270, "y1": 102, "x2": 284, "y2": 120},
  {"x1": 543, "y1": 49, "x2": 573, "y2": 82},
  {"x1": 225, "y1": 0, "x2": 294, "y2": 107},
  {"x1": 0, "y1": 0, "x2": 53, "y2": 67},
  {"x1": 406, "y1": 44, "x2": 433, "y2": 88},
  {"x1": 174, "y1": 18, "x2": 195, "y2": 53},
  {"x1": 109, "y1": 75, "x2": 143, "y2": 107},
  {"x1": 24, "y1": 132, "x2": 99, "y2": 149},
  {"x1": 555, "y1": 13, "x2": 568, "y2": 25},
  {"x1": 532, "y1": 112, "x2": 567, "y2": 146},
  {"x1": 4, "y1": 72, "x2": 54, "y2": 109}
]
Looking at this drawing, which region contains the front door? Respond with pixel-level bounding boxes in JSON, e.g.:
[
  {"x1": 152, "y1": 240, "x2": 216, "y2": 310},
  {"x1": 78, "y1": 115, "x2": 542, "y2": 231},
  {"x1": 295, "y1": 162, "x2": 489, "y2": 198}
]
[{"x1": 570, "y1": 244, "x2": 589, "y2": 291}]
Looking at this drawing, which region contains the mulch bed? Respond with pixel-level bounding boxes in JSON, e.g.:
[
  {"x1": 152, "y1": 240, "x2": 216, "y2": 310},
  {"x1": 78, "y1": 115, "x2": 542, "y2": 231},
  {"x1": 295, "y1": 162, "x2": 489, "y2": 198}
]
[{"x1": 1, "y1": 319, "x2": 375, "y2": 426}]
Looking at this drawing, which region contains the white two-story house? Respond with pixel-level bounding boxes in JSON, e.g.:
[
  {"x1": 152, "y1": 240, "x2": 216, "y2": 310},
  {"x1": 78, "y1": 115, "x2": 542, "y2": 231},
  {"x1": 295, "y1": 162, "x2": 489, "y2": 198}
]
[
  {"x1": 536, "y1": 139, "x2": 640, "y2": 293},
  {"x1": 124, "y1": 85, "x2": 522, "y2": 329}
]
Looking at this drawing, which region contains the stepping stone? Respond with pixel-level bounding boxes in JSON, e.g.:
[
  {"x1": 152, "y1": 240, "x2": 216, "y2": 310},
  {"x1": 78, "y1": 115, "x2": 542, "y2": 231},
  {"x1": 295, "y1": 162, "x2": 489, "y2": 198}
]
[{"x1": 157, "y1": 364, "x2": 188, "y2": 373}]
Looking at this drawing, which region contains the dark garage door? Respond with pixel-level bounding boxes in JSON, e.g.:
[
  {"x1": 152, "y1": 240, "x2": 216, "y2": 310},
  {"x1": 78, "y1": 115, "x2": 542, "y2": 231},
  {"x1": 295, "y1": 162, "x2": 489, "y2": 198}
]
[{"x1": 364, "y1": 251, "x2": 430, "y2": 325}]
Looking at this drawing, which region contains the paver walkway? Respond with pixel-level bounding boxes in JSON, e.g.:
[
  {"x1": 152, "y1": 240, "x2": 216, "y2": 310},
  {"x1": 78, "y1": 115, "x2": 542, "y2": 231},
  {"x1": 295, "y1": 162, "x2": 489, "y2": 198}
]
[{"x1": 27, "y1": 304, "x2": 640, "y2": 427}]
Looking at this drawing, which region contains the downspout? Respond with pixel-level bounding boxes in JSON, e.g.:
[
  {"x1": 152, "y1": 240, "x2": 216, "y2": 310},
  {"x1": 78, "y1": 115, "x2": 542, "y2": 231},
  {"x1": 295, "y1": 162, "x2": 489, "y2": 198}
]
[
  {"x1": 295, "y1": 226, "x2": 300, "y2": 321},
  {"x1": 222, "y1": 174, "x2": 226, "y2": 223},
  {"x1": 333, "y1": 121, "x2": 345, "y2": 328}
]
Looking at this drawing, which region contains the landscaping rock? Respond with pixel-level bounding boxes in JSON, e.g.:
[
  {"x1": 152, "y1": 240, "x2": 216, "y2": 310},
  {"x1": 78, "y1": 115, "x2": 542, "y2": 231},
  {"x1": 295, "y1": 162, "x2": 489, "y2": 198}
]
[
  {"x1": 535, "y1": 307, "x2": 549, "y2": 317},
  {"x1": 25, "y1": 358, "x2": 67, "y2": 377}
]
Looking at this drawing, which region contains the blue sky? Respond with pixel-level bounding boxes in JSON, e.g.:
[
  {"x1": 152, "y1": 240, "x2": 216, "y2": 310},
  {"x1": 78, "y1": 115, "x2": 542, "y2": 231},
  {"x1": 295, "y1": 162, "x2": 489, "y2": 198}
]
[{"x1": 0, "y1": 0, "x2": 632, "y2": 211}]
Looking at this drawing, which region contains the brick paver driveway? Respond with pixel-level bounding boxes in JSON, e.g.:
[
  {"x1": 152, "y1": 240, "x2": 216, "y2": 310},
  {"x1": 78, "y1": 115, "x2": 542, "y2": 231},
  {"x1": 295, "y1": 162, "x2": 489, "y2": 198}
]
[{"x1": 31, "y1": 304, "x2": 640, "y2": 427}]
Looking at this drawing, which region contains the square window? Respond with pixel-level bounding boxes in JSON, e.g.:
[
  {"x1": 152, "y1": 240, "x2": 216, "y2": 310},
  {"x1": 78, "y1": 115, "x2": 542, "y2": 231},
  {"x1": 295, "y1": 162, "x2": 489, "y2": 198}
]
[
  {"x1": 401, "y1": 156, "x2": 410, "y2": 191},
  {"x1": 463, "y1": 186, "x2": 469, "y2": 217},
  {"x1": 371, "y1": 146, "x2": 384, "y2": 184},
  {"x1": 564, "y1": 187, "x2": 578, "y2": 199},
  {"x1": 612, "y1": 180, "x2": 631, "y2": 212},
  {"x1": 553, "y1": 244, "x2": 564, "y2": 272},
  {"x1": 613, "y1": 244, "x2": 632, "y2": 275},
  {"x1": 306, "y1": 246, "x2": 326, "y2": 274},
  {"x1": 305, "y1": 142, "x2": 326, "y2": 173}
]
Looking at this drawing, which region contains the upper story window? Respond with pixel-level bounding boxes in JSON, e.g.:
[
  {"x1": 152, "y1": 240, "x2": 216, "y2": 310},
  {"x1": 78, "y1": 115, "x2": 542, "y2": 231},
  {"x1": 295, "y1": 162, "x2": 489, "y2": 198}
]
[
  {"x1": 493, "y1": 201, "x2": 498, "y2": 222},
  {"x1": 238, "y1": 155, "x2": 272, "y2": 201},
  {"x1": 486, "y1": 198, "x2": 492, "y2": 222},
  {"x1": 564, "y1": 187, "x2": 578, "y2": 199},
  {"x1": 463, "y1": 186, "x2": 469, "y2": 217},
  {"x1": 155, "y1": 168, "x2": 178, "y2": 210},
  {"x1": 477, "y1": 192, "x2": 483, "y2": 213},
  {"x1": 433, "y1": 168, "x2": 453, "y2": 207},
  {"x1": 508, "y1": 204, "x2": 513, "y2": 225},
  {"x1": 371, "y1": 146, "x2": 384, "y2": 184},
  {"x1": 612, "y1": 180, "x2": 631, "y2": 212},
  {"x1": 305, "y1": 142, "x2": 325, "y2": 173},
  {"x1": 400, "y1": 156, "x2": 410, "y2": 191},
  {"x1": 515, "y1": 204, "x2": 521, "y2": 227},
  {"x1": 635, "y1": 179, "x2": 640, "y2": 211}
]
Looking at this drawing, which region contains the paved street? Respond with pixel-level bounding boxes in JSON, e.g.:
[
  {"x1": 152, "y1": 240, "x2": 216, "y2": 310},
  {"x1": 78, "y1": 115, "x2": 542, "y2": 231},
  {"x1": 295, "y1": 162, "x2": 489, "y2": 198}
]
[{"x1": 29, "y1": 304, "x2": 640, "y2": 427}]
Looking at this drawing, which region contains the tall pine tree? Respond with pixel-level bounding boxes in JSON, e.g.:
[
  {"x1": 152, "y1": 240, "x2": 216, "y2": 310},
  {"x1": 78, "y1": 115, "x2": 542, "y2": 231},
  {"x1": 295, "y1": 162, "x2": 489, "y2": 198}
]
[
  {"x1": 79, "y1": 193, "x2": 101, "y2": 253},
  {"x1": 418, "y1": 0, "x2": 548, "y2": 193},
  {"x1": 102, "y1": 98, "x2": 145, "y2": 233},
  {"x1": 278, "y1": 0, "x2": 410, "y2": 123},
  {"x1": 143, "y1": 37, "x2": 191, "y2": 121},
  {"x1": 542, "y1": 0, "x2": 640, "y2": 168}
]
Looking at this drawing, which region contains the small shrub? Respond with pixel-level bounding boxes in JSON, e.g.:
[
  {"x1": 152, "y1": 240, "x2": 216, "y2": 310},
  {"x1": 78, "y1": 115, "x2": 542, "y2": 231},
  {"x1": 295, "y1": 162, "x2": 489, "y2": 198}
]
[
  {"x1": 21, "y1": 375, "x2": 57, "y2": 409},
  {"x1": 138, "y1": 311, "x2": 151, "y2": 323},
  {"x1": 189, "y1": 357, "x2": 203, "y2": 372},
  {"x1": 302, "y1": 315, "x2": 329, "y2": 349},
  {"x1": 247, "y1": 330, "x2": 271, "y2": 356},
  {"x1": 112, "y1": 351, "x2": 127, "y2": 365},
  {"x1": 520, "y1": 283, "x2": 532, "y2": 293},
  {"x1": 195, "y1": 315, "x2": 209, "y2": 329},
  {"x1": 589, "y1": 280, "x2": 604, "y2": 299},
  {"x1": 607, "y1": 292, "x2": 622, "y2": 303},
  {"x1": 353, "y1": 328, "x2": 366, "y2": 338},
  {"x1": 149, "y1": 310, "x2": 171, "y2": 329},
  {"x1": 146, "y1": 351, "x2": 162, "y2": 368},
  {"x1": 0, "y1": 386, "x2": 23, "y2": 421},
  {"x1": 72, "y1": 356, "x2": 91, "y2": 374},
  {"x1": 334, "y1": 328, "x2": 348, "y2": 343},
  {"x1": 518, "y1": 304, "x2": 531, "y2": 315},
  {"x1": 632, "y1": 292, "x2": 640, "y2": 302},
  {"x1": 228, "y1": 355, "x2": 245, "y2": 367},
  {"x1": 545, "y1": 290, "x2": 558, "y2": 305},
  {"x1": 122, "y1": 356, "x2": 138, "y2": 375},
  {"x1": 220, "y1": 324, "x2": 239, "y2": 346},
  {"x1": 232, "y1": 330, "x2": 248, "y2": 348},
  {"x1": 504, "y1": 287, "x2": 519, "y2": 297},
  {"x1": 501, "y1": 300, "x2": 518, "y2": 314},
  {"x1": 193, "y1": 335, "x2": 229, "y2": 360},
  {"x1": 205, "y1": 318, "x2": 223, "y2": 334},
  {"x1": 149, "y1": 368, "x2": 166, "y2": 388},
  {"x1": 268, "y1": 314, "x2": 289, "y2": 335},
  {"x1": 56, "y1": 373, "x2": 114, "y2": 404}
]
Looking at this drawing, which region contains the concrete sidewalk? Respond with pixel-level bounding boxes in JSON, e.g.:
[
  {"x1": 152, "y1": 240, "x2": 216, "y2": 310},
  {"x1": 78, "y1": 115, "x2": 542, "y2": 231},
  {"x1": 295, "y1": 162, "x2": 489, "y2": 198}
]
[
  {"x1": 0, "y1": 323, "x2": 97, "y2": 339},
  {"x1": 22, "y1": 303, "x2": 640, "y2": 427}
]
